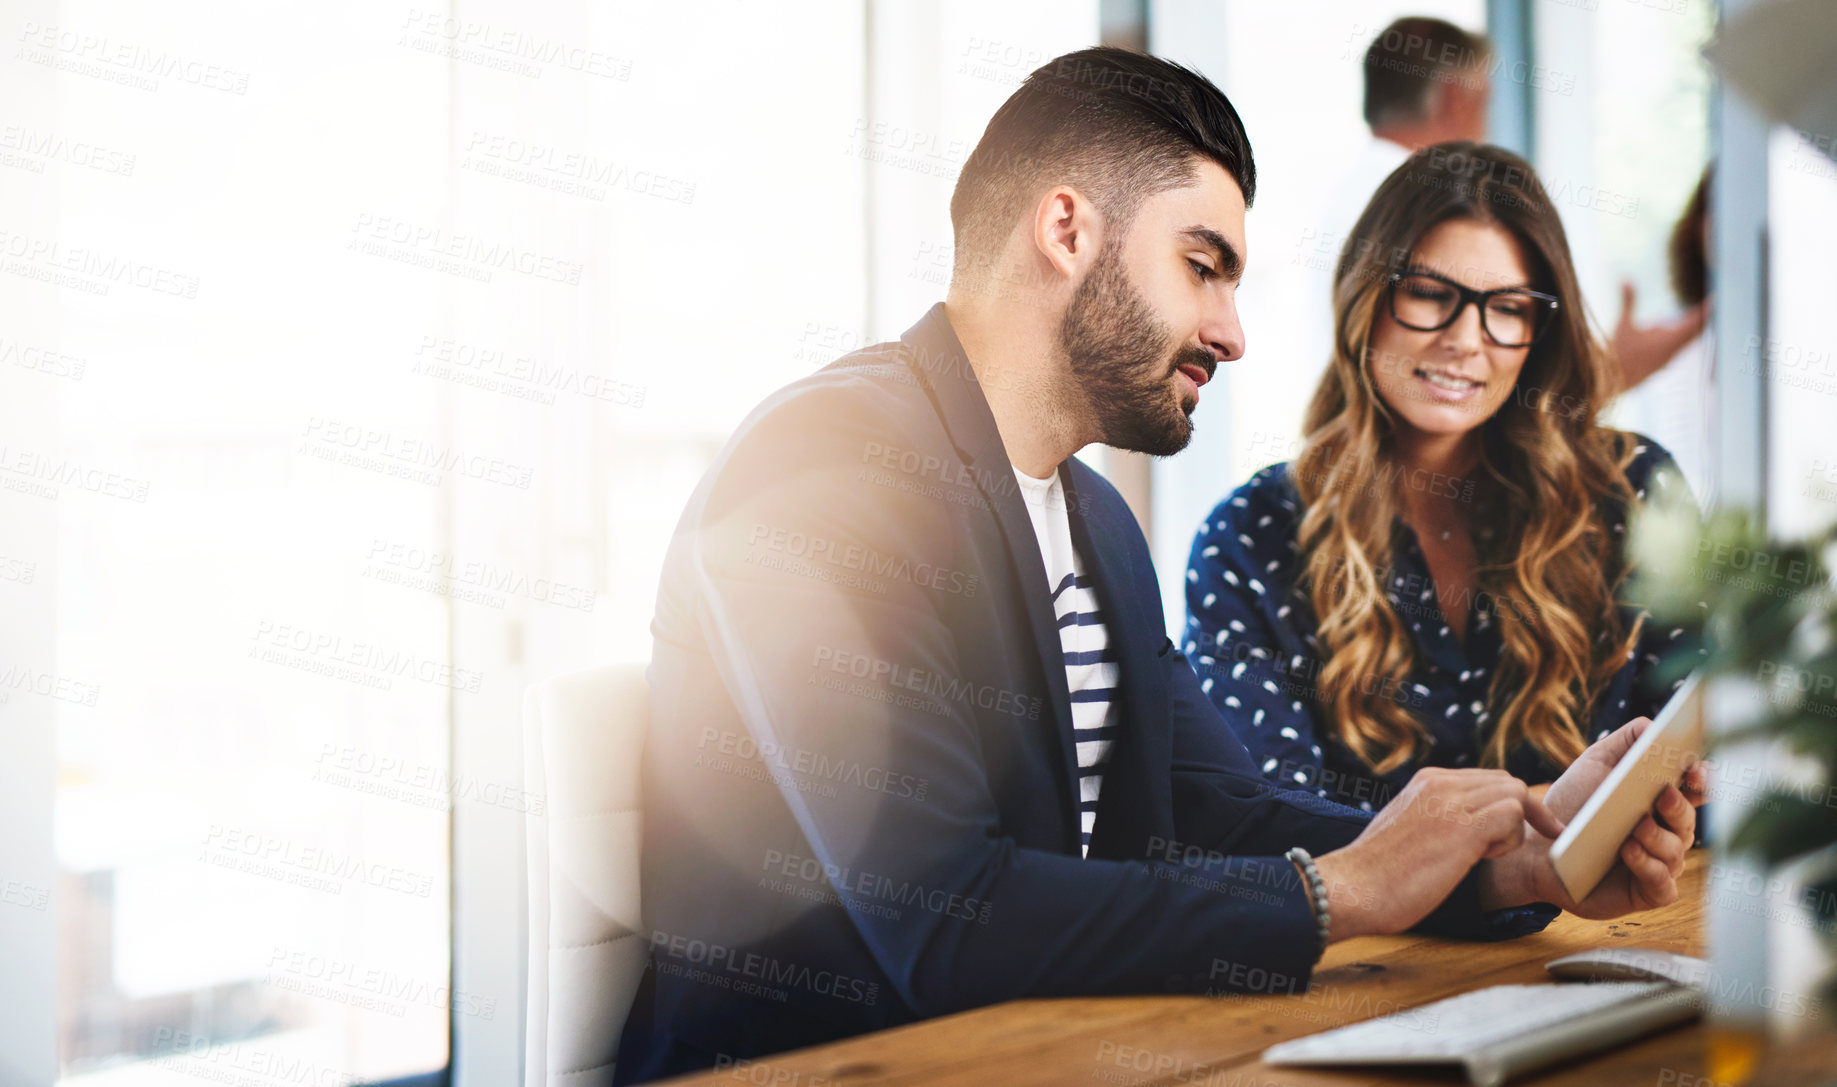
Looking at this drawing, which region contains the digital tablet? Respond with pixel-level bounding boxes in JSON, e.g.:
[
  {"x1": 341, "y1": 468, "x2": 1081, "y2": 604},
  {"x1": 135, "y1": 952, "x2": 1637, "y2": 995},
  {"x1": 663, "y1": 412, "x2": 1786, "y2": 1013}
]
[{"x1": 1548, "y1": 672, "x2": 1706, "y2": 901}]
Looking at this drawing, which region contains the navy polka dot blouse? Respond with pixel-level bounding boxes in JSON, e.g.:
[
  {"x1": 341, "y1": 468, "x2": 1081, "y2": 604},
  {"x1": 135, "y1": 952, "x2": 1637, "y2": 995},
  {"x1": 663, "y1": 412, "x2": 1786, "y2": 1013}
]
[{"x1": 1183, "y1": 435, "x2": 1701, "y2": 812}]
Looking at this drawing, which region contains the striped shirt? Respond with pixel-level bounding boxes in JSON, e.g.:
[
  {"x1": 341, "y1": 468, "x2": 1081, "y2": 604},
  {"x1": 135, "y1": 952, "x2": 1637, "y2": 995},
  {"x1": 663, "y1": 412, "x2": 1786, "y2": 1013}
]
[{"x1": 1012, "y1": 465, "x2": 1121, "y2": 857}]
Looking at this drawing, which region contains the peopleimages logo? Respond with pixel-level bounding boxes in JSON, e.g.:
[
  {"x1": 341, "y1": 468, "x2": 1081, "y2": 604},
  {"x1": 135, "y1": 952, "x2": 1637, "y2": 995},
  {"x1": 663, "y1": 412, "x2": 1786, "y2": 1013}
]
[
  {"x1": 696, "y1": 727, "x2": 930, "y2": 801},
  {"x1": 348, "y1": 213, "x2": 584, "y2": 286},
  {"x1": 250, "y1": 619, "x2": 485, "y2": 694},
  {"x1": 648, "y1": 929, "x2": 880, "y2": 1006},
  {"x1": 14, "y1": 22, "x2": 252, "y2": 95},
  {"x1": 747, "y1": 522, "x2": 980, "y2": 598},
  {"x1": 300, "y1": 417, "x2": 534, "y2": 491},
  {"x1": 267, "y1": 946, "x2": 497, "y2": 1020},
  {"x1": 149, "y1": 1029, "x2": 355, "y2": 1087},
  {"x1": 200, "y1": 825, "x2": 436, "y2": 899},
  {"x1": 0, "y1": 226, "x2": 200, "y2": 298},
  {"x1": 811, "y1": 645, "x2": 1043, "y2": 720},
  {"x1": 759, "y1": 848, "x2": 994, "y2": 924},
  {"x1": 365, "y1": 538, "x2": 597, "y2": 612}
]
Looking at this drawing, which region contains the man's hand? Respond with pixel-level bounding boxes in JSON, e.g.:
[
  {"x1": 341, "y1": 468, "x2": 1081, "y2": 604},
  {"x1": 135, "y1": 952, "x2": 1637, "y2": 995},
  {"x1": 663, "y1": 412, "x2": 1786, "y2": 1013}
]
[
  {"x1": 1313, "y1": 768, "x2": 1565, "y2": 942},
  {"x1": 1609, "y1": 282, "x2": 1709, "y2": 392},
  {"x1": 1481, "y1": 718, "x2": 1710, "y2": 918}
]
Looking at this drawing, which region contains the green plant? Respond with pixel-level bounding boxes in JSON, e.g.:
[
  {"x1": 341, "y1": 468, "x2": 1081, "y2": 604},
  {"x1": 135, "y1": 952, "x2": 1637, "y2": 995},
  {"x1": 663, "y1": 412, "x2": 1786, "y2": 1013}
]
[{"x1": 1629, "y1": 473, "x2": 1837, "y2": 997}]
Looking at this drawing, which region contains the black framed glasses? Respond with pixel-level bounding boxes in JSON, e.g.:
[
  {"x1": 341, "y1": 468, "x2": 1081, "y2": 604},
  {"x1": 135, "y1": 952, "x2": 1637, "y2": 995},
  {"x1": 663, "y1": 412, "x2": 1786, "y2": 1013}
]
[{"x1": 1385, "y1": 270, "x2": 1560, "y2": 348}]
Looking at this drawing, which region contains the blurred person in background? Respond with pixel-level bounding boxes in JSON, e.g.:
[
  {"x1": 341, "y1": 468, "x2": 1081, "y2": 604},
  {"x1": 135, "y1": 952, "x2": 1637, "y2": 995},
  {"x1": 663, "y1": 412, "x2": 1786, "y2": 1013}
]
[
  {"x1": 1607, "y1": 167, "x2": 1715, "y2": 502},
  {"x1": 1336, "y1": 17, "x2": 1493, "y2": 228},
  {"x1": 1185, "y1": 142, "x2": 1704, "y2": 815}
]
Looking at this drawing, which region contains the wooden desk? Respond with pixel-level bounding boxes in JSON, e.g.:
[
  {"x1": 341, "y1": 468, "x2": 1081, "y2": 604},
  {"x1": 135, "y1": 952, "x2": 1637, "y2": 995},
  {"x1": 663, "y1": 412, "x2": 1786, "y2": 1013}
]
[{"x1": 665, "y1": 854, "x2": 1714, "y2": 1087}]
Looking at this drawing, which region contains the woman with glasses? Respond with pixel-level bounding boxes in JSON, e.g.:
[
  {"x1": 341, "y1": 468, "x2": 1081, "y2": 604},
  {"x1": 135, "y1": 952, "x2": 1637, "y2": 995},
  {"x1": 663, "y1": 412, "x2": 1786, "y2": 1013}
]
[{"x1": 1182, "y1": 142, "x2": 1697, "y2": 811}]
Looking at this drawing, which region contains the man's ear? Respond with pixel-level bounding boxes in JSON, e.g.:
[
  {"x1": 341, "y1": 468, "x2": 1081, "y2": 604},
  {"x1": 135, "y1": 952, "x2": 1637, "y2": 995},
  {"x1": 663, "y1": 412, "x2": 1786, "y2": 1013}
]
[{"x1": 1032, "y1": 185, "x2": 1101, "y2": 284}]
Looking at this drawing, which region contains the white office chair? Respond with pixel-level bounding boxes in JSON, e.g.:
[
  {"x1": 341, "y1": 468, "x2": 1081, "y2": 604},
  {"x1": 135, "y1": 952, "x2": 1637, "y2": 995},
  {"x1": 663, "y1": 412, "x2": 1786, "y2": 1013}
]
[{"x1": 524, "y1": 663, "x2": 650, "y2": 1087}]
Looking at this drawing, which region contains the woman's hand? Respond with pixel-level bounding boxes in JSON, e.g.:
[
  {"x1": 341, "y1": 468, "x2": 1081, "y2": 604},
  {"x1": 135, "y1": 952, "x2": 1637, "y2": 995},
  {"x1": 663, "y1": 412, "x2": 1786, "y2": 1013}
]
[
  {"x1": 1536, "y1": 783, "x2": 1698, "y2": 918},
  {"x1": 1481, "y1": 718, "x2": 1709, "y2": 917}
]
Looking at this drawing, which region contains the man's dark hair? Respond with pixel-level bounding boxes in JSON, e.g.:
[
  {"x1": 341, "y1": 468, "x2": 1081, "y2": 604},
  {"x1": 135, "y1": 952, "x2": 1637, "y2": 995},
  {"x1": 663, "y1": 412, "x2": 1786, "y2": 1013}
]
[
  {"x1": 1363, "y1": 17, "x2": 1491, "y2": 129},
  {"x1": 948, "y1": 46, "x2": 1254, "y2": 277}
]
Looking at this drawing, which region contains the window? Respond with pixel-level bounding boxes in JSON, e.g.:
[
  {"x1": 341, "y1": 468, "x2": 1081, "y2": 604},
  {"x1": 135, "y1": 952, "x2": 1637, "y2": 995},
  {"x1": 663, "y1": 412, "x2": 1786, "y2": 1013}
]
[
  {"x1": 1765, "y1": 126, "x2": 1837, "y2": 535},
  {"x1": 37, "y1": 1, "x2": 458, "y2": 1081}
]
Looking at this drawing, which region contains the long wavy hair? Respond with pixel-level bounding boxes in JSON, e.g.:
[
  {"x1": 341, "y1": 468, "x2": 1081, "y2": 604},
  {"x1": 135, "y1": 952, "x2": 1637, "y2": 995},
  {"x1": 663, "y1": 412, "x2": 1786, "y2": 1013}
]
[{"x1": 1294, "y1": 141, "x2": 1643, "y2": 776}]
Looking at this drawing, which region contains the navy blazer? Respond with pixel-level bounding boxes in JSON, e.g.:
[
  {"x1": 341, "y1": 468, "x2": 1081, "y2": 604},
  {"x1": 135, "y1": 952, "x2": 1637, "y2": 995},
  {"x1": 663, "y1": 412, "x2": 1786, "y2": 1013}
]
[{"x1": 614, "y1": 305, "x2": 1551, "y2": 1084}]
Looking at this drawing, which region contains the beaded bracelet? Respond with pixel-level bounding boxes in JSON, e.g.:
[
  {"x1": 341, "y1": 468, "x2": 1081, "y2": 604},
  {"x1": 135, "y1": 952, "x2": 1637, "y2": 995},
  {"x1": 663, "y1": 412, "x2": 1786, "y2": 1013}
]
[{"x1": 1285, "y1": 846, "x2": 1330, "y2": 959}]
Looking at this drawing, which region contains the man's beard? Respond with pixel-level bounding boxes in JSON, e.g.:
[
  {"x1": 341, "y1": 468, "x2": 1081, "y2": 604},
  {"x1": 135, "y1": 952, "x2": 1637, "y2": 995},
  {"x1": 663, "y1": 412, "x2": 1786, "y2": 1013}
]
[{"x1": 1056, "y1": 242, "x2": 1216, "y2": 457}]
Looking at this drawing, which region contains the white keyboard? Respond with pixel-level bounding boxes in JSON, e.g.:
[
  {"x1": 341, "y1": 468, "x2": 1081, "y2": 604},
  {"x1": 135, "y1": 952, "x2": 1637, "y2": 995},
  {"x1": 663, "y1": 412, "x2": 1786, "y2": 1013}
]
[{"x1": 1263, "y1": 981, "x2": 1703, "y2": 1087}]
